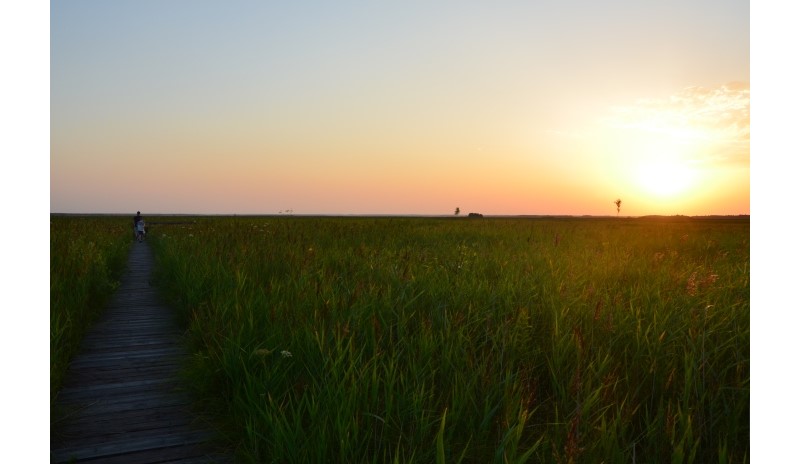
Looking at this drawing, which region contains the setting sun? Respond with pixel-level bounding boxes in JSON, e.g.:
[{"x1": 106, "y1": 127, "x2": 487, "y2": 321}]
[
  {"x1": 625, "y1": 136, "x2": 703, "y2": 200},
  {"x1": 596, "y1": 82, "x2": 748, "y2": 215},
  {"x1": 634, "y1": 159, "x2": 699, "y2": 198}
]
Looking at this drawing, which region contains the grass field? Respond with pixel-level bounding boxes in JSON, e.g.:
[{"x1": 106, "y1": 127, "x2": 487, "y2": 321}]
[{"x1": 142, "y1": 216, "x2": 749, "y2": 463}]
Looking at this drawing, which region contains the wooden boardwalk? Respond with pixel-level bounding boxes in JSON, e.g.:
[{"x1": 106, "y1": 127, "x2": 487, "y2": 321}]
[{"x1": 51, "y1": 241, "x2": 232, "y2": 463}]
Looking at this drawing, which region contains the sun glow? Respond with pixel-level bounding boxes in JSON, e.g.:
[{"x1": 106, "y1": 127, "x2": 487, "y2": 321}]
[
  {"x1": 593, "y1": 83, "x2": 749, "y2": 214},
  {"x1": 634, "y1": 158, "x2": 699, "y2": 198}
]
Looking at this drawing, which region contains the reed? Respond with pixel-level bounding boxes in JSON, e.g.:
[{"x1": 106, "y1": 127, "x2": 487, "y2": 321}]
[{"x1": 150, "y1": 216, "x2": 749, "y2": 463}]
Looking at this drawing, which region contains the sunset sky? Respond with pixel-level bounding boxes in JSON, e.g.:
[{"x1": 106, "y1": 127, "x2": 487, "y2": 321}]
[{"x1": 50, "y1": 0, "x2": 749, "y2": 215}]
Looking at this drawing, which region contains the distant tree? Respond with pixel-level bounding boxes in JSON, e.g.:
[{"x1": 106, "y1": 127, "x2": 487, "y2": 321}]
[
  {"x1": 614, "y1": 198, "x2": 622, "y2": 216},
  {"x1": 455, "y1": 207, "x2": 460, "y2": 216},
  {"x1": 468, "y1": 212, "x2": 483, "y2": 218}
]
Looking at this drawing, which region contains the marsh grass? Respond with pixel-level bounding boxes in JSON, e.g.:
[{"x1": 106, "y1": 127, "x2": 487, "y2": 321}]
[
  {"x1": 50, "y1": 216, "x2": 131, "y2": 406},
  {"x1": 150, "y1": 216, "x2": 749, "y2": 463}
]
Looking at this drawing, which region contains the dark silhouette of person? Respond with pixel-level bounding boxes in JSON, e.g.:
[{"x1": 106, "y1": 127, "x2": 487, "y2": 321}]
[{"x1": 133, "y1": 211, "x2": 145, "y2": 241}]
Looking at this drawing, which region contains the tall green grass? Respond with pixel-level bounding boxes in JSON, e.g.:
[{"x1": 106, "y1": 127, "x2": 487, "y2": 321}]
[
  {"x1": 50, "y1": 216, "x2": 131, "y2": 406},
  {"x1": 151, "y1": 216, "x2": 749, "y2": 463}
]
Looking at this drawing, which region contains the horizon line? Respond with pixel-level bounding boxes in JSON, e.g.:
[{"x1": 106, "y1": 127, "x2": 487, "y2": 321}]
[{"x1": 50, "y1": 212, "x2": 751, "y2": 219}]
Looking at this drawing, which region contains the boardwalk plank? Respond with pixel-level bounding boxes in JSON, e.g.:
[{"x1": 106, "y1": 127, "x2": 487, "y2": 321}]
[
  {"x1": 51, "y1": 429, "x2": 214, "y2": 463},
  {"x1": 55, "y1": 406, "x2": 205, "y2": 437},
  {"x1": 62, "y1": 365, "x2": 187, "y2": 386},
  {"x1": 54, "y1": 393, "x2": 194, "y2": 418},
  {"x1": 57, "y1": 378, "x2": 183, "y2": 401},
  {"x1": 51, "y1": 242, "x2": 231, "y2": 463},
  {"x1": 75, "y1": 443, "x2": 226, "y2": 464}
]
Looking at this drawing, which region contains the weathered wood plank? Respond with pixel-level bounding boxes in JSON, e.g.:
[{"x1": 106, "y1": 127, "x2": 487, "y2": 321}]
[
  {"x1": 65, "y1": 355, "x2": 186, "y2": 368},
  {"x1": 61, "y1": 365, "x2": 186, "y2": 386},
  {"x1": 60, "y1": 366, "x2": 185, "y2": 385},
  {"x1": 62, "y1": 358, "x2": 184, "y2": 373},
  {"x1": 54, "y1": 393, "x2": 195, "y2": 418},
  {"x1": 51, "y1": 428, "x2": 215, "y2": 462},
  {"x1": 78, "y1": 340, "x2": 182, "y2": 353},
  {"x1": 60, "y1": 405, "x2": 196, "y2": 426},
  {"x1": 54, "y1": 417, "x2": 208, "y2": 444},
  {"x1": 57, "y1": 377, "x2": 184, "y2": 401},
  {"x1": 69, "y1": 443, "x2": 228, "y2": 464}
]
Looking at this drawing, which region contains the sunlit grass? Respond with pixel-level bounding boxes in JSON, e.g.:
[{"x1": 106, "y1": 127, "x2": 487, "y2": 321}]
[{"x1": 149, "y1": 216, "x2": 749, "y2": 463}]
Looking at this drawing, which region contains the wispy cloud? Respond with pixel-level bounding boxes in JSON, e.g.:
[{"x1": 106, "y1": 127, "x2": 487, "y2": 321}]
[{"x1": 605, "y1": 83, "x2": 750, "y2": 164}]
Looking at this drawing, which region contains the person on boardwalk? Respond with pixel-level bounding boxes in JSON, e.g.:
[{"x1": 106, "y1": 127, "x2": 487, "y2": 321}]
[{"x1": 133, "y1": 211, "x2": 146, "y2": 242}]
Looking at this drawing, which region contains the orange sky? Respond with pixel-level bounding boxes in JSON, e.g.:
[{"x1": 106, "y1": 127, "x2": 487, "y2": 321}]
[{"x1": 50, "y1": 1, "x2": 749, "y2": 216}]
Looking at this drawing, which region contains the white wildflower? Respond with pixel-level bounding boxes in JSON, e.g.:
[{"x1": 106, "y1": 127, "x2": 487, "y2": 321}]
[{"x1": 281, "y1": 350, "x2": 292, "y2": 358}]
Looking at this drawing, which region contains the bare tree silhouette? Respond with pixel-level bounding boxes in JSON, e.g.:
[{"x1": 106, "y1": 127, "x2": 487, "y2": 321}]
[{"x1": 614, "y1": 198, "x2": 622, "y2": 216}]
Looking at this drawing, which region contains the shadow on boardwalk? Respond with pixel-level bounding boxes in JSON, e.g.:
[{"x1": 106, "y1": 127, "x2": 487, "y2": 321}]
[{"x1": 51, "y1": 241, "x2": 232, "y2": 463}]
